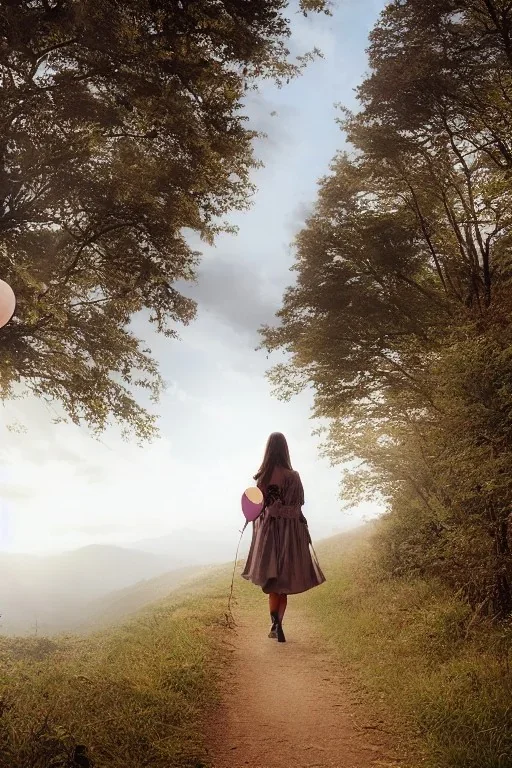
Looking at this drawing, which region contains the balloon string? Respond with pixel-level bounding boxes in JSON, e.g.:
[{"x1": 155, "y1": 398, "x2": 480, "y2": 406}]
[{"x1": 226, "y1": 520, "x2": 248, "y2": 628}]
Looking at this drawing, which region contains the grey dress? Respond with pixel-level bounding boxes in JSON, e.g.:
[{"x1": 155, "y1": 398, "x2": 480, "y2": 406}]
[{"x1": 241, "y1": 469, "x2": 326, "y2": 595}]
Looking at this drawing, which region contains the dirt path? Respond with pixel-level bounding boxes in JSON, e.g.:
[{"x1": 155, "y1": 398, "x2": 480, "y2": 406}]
[{"x1": 207, "y1": 604, "x2": 401, "y2": 768}]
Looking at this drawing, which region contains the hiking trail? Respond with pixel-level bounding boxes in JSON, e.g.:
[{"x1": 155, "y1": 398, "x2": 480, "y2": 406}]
[{"x1": 207, "y1": 604, "x2": 402, "y2": 768}]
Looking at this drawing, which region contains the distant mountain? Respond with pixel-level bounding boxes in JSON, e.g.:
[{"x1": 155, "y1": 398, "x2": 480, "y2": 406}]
[
  {"x1": 129, "y1": 526, "x2": 249, "y2": 566},
  {"x1": 0, "y1": 544, "x2": 179, "y2": 636},
  {"x1": 70, "y1": 563, "x2": 216, "y2": 632}
]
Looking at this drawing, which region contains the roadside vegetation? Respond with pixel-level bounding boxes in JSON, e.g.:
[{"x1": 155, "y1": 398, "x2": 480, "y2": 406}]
[
  {"x1": 0, "y1": 571, "x2": 232, "y2": 768},
  {"x1": 304, "y1": 527, "x2": 512, "y2": 768}
]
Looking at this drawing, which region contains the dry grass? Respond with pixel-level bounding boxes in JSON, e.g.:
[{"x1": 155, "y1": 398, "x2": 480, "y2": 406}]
[
  {"x1": 302, "y1": 525, "x2": 512, "y2": 768},
  {"x1": 0, "y1": 572, "x2": 234, "y2": 768},
  {"x1": 3, "y1": 526, "x2": 512, "y2": 768}
]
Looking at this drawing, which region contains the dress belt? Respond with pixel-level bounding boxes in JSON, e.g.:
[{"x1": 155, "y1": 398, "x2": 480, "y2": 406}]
[{"x1": 266, "y1": 504, "x2": 301, "y2": 519}]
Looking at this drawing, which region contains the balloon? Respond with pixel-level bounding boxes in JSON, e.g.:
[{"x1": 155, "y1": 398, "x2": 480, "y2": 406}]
[
  {"x1": 0, "y1": 280, "x2": 15, "y2": 329},
  {"x1": 241, "y1": 486, "x2": 264, "y2": 522}
]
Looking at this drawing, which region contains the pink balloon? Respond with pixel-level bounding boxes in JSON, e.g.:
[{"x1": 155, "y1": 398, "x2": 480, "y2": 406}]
[
  {"x1": 0, "y1": 280, "x2": 15, "y2": 329},
  {"x1": 241, "y1": 486, "x2": 264, "y2": 522}
]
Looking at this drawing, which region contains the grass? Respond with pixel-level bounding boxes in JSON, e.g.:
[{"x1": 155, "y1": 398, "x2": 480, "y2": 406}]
[
  {"x1": 0, "y1": 569, "x2": 235, "y2": 768},
  {"x1": 302, "y1": 525, "x2": 512, "y2": 768},
  {"x1": 3, "y1": 526, "x2": 512, "y2": 768}
]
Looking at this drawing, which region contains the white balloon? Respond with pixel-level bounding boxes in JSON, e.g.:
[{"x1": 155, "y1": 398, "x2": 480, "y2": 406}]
[{"x1": 0, "y1": 280, "x2": 16, "y2": 329}]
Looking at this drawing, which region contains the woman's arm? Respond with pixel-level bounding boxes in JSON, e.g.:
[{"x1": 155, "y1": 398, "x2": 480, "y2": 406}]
[{"x1": 293, "y1": 471, "x2": 308, "y2": 524}]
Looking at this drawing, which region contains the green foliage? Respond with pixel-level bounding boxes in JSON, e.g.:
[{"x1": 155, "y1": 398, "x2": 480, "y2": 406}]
[
  {"x1": 261, "y1": 1, "x2": 512, "y2": 615},
  {"x1": 0, "y1": 0, "x2": 324, "y2": 438}
]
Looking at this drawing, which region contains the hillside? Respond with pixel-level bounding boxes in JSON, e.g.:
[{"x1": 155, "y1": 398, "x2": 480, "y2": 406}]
[
  {"x1": 0, "y1": 568, "x2": 233, "y2": 768},
  {"x1": 300, "y1": 526, "x2": 512, "y2": 768},
  {"x1": 0, "y1": 544, "x2": 179, "y2": 635},
  {"x1": 70, "y1": 563, "x2": 219, "y2": 632},
  {"x1": 2, "y1": 526, "x2": 512, "y2": 767},
  {"x1": 129, "y1": 525, "x2": 249, "y2": 566}
]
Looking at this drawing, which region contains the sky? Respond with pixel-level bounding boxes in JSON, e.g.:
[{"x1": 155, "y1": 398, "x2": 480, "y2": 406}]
[{"x1": 0, "y1": 0, "x2": 387, "y2": 558}]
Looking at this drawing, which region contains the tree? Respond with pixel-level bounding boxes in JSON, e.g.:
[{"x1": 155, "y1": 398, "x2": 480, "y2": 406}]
[
  {"x1": 261, "y1": 0, "x2": 512, "y2": 616},
  {"x1": 0, "y1": 0, "x2": 325, "y2": 439}
]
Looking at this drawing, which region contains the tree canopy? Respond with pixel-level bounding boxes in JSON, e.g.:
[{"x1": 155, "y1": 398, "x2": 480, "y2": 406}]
[
  {"x1": 0, "y1": 0, "x2": 325, "y2": 438},
  {"x1": 262, "y1": 0, "x2": 512, "y2": 616}
]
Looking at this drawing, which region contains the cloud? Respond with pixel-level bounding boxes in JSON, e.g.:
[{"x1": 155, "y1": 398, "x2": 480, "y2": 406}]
[
  {"x1": 244, "y1": 91, "x2": 300, "y2": 166},
  {"x1": 286, "y1": 4, "x2": 337, "y2": 61},
  {"x1": 285, "y1": 198, "x2": 315, "y2": 238},
  {"x1": 0, "y1": 483, "x2": 33, "y2": 500},
  {"x1": 184, "y1": 258, "x2": 280, "y2": 341}
]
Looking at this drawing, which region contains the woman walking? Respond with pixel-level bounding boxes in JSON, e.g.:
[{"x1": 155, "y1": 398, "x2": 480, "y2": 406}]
[{"x1": 241, "y1": 432, "x2": 326, "y2": 642}]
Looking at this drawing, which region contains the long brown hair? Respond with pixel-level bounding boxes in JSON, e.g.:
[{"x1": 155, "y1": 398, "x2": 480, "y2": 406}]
[{"x1": 254, "y1": 432, "x2": 292, "y2": 489}]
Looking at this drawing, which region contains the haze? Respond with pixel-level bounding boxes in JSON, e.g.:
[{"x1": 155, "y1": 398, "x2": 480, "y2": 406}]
[{"x1": 0, "y1": 1, "x2": 386, "y2": 635}]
